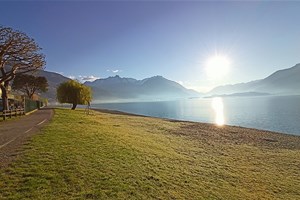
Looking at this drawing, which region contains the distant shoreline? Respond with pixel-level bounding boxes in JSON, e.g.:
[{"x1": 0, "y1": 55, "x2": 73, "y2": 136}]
[
  {"x1": 91, "y1": 107, "x2": 300, "y2": 137},
  {"x1": 203, "y1": 91, "x2": 271, "y2": 98},
  {"x1": 90, "y1": 107, "x2": 300, "y2": 151}
]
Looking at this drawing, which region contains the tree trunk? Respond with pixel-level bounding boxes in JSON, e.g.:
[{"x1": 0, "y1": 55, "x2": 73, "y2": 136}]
[
  {"x1": 26, "y1": 90, "x2": 32, "y2": 100},
  {"x1": 71, "y1": 103, "x2": 77, "y2": 110},
  {"x1": 0, "y1": 85, "x2": 9, "y2": 111}
]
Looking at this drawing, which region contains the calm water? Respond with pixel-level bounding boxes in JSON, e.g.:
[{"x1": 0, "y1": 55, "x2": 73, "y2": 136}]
[{"x1": 93, "y1": 95, "x2": 300, "y2": 136}]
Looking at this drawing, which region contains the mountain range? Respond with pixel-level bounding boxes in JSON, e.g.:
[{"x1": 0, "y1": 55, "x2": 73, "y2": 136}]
[
  {"x1": 209, "y1": 63, "x2": 300, "y2": 95},
  {"x1": 37, "y1": 63, "x2": 300, "y2": 103},
  {"x1": 37, "y1": 72, "x2": 201, "y2": 103},
  {"x1": 84, "y1": 75, "x2": 200, "y2": 102}
]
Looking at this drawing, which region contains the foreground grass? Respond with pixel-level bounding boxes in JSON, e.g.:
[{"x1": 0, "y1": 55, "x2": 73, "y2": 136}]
[{"x1": 0, "y1": 108, "x2": 300, "y2": 199}]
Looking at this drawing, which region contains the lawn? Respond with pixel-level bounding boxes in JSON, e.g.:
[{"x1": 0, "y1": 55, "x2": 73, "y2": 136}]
[{"x1": 0, "y1": 108, "x2": 299, "y2": 199}]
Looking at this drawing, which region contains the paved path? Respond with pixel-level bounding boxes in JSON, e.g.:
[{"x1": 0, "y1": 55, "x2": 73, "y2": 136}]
[{"x1": 0, "y1": 108, "x2": 53, "y2": 167}]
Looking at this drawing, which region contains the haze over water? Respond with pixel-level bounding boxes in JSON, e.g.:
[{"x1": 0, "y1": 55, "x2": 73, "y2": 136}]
[{"x1": 93, "y1": 95, "x2": 300, "y2": 136}]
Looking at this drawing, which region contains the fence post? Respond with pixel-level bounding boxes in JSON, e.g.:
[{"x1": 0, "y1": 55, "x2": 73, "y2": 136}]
[{"x1": 23, "y1": 97, "x2": 26, "y2": 114}]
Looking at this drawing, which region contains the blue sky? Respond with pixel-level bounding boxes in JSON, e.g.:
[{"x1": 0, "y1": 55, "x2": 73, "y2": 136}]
[{"x1": 1, "y1": 1, "x2": 300, "y2": 92}]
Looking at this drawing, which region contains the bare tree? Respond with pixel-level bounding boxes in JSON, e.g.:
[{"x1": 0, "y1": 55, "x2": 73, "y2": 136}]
[{"x1": 0, "y1": 26, "x2": 45, "y2": 110}]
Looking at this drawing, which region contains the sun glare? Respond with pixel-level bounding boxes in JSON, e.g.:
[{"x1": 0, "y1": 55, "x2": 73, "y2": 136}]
[
  {"x1": 205, "y1": 55, "x2": 230, "y2": 79},
  {"x1": 212, "y1": 97, "x2": 225, "y2": 126}
]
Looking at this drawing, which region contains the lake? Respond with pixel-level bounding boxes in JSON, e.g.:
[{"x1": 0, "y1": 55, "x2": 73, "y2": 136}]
[{"x1": 92, "y1": 95, "x2": 300, "y2": 136}]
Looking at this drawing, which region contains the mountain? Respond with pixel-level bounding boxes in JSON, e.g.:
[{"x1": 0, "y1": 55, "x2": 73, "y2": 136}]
[
  {"x1": 209, "y1": 63, "x2": 300, "y2": 95},
  {"x1": 34, "y1": 71, "x2": 201, "y2": 103},
  {"x1": 35, "y1": 70, "x2": 71, "y2": 102},
  {"x1": 85, "y1": 75, "x2": 201, "y2": 102}
]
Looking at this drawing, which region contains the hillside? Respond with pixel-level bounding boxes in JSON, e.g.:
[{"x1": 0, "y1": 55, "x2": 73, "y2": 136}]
[
  {"x1": 209, "y1": 63, "x2": 300, "y2": 95},
  {"x1": 35, "y1": 70, "x2": 71, "y2": 102}
]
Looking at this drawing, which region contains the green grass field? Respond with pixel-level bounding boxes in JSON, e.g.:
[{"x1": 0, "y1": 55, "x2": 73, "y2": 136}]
[{"x1": 0, "y1": 108, "x2": 300, "y2": 199}]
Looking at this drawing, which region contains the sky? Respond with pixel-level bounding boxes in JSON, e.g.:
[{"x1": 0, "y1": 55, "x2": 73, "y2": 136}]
[{"x1": 1, "y1": 1, "x2": 300, "y2": 92}]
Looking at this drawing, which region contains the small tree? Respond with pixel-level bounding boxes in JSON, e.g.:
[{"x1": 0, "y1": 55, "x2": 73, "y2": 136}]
[
  {"x1": 12, "y1": 74, "x2": 48, "y2": 99},
  {"x1": 57, "y1": 80, "x2": 92, "y2": 110}
]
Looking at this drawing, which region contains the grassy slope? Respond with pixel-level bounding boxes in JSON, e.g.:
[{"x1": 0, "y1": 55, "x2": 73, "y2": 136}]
[{"x1": 0, "y1": 108, "x2": 299, "y2": 199}]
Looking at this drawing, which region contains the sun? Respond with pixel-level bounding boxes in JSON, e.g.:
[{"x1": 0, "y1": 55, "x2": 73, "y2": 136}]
[{"x1": 205, "y1": 55, "x2": 230, "y2": 79}]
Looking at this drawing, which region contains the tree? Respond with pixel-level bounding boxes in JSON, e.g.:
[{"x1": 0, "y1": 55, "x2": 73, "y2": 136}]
[
  {"x1": 12, "y1": 74, "x2": 48, "y2": 99},
  {"x1": 57, "y1": 80, "x2": 92, "y2": 110},
  {"x1": 0, "y1": 26, "x2": 45, "y2": 110}
]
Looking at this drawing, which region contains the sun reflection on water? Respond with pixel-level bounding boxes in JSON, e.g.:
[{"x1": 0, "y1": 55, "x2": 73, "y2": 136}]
[{"x1": 211, "y1": 97, "x2": 225, "y2": 126}]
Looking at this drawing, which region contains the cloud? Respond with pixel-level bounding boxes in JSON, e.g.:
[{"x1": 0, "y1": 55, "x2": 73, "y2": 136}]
[
  {"x1": 67, "y1": 75, "x2": 100, "y2": 82},
  {"x1": 177, "y1": 80, "x2": 184, "y2": 85},
  {"x1": 107, "y1": 69, "x2": 122, "y2": 73},
  {"x1": 79, "y1": 75, "x2": 100, "y2": 82}
]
